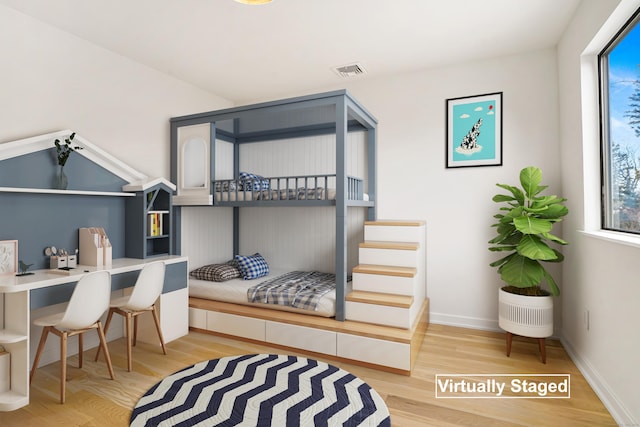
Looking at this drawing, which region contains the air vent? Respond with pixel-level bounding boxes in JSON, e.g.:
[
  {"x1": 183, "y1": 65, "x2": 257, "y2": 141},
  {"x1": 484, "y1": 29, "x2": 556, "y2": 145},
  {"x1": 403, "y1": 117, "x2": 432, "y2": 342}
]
[{"x1": 332, "y1": 62, "x2": 366, "y2": 78}]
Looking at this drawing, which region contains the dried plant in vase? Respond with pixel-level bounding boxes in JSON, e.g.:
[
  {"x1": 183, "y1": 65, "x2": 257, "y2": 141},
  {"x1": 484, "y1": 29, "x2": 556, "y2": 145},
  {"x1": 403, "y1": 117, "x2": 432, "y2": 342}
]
[{"x1": 53, "y1": 132, "x2": 82, "y2": 190}]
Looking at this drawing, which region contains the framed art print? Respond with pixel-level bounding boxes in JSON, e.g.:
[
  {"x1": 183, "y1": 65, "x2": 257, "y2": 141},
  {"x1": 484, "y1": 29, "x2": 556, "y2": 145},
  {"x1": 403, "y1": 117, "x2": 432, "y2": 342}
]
[
  {"x1": 446, "y1": 92, "x2": 502, "y2": 168},
  {"x1": 0, "y1": 240, "x2": 18, "y2": 275}
]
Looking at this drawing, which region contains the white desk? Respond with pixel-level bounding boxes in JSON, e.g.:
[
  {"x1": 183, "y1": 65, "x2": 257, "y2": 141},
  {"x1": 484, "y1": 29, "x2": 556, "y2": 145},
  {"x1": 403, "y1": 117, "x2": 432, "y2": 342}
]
[{"x1": 0, "y1": 255, "x2": 188, "y2": 411}]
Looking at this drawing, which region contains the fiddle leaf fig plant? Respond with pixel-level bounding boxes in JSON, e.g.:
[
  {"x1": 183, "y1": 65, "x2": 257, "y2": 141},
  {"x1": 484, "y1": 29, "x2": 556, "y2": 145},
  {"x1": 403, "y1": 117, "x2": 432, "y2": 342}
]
[{"x1": 488, "y1": 166, "x2": 568, "y2": 296}]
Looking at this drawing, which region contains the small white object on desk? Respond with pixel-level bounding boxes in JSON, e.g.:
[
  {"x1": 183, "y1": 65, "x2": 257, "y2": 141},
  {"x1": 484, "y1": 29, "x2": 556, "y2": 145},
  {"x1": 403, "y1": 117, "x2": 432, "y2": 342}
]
[
  {"x1": 78, "y1": 227, "x2": 112, "y2": 267},
  {"x1": 49, "y1": 256, "x2": 68, "y2": 269}
]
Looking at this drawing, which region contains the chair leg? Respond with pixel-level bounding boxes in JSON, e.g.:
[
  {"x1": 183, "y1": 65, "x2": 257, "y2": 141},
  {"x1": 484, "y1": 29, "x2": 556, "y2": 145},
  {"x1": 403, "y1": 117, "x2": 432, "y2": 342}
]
[
  {"x1": 30, "y1": 326, "x2": 50, "y2": 384},
  {"x1": 96, "y1": 321, "x2": 115, "y2": 380},
  {"x1": 133, "y1": 315, "x2": 138, "y2": 347},
  {"x1": 95, "y1": 308, "x2": 115, "y2": 362},
  {"x1": 126, "y1": 312, "x2": 133, "y2": 372},
  {"x1": 151, "y1": 304, "x2": 167, "y2": 355},
  {"x1": 60, "y1": 331, "x2": 68, "y2": 404},
  {"x1": 78, "y1": 332, "x2": 83, "y2": 368}
]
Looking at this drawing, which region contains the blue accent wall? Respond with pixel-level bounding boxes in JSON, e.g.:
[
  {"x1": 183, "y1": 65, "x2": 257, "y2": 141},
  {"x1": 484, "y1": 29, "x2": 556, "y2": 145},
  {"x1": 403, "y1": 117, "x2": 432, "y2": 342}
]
[
  {"x1": 0, "y1": 148, "x2": 127, "y2": 192},
  {"x1": 0, "y1": 192, "x2": 126, "y2": 270},
  {"x1": 0, "y1": 149, "x2": 129, "y2": 270}
]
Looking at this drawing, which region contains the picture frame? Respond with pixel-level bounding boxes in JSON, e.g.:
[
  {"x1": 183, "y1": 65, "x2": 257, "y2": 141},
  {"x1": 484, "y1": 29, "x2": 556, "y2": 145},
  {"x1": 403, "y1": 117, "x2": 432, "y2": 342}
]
[
  {"x1": 446, "y1": 92, "x2": 502, "y2": 168},
  {"x1": 0, "y1": 240, "x2": 18, "y2": 276}
]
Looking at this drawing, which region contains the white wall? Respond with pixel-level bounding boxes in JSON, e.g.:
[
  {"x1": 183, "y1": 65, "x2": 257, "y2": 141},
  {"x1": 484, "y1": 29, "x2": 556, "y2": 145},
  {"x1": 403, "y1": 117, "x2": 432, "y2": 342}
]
[
  {"x1": 0, "y1": 4, "x2": 232, "y2": 178},
  {"x1": 319, "y1": 49, "x2": 562, "y2": 331},
  {"x1": 558, "y1": 0, "x2": 640, "y2": 424}
]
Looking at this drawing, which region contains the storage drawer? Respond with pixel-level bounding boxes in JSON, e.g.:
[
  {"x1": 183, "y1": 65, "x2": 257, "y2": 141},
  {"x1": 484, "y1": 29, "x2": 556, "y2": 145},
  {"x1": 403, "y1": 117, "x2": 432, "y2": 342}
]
[
  {"x1": 266, "y1": 321, "x2": 336, "y2": 355},
  {"x1": 337, "y1": 333, "x2": 410, "y2": 370},
  {"x1": 207, "y1": 311, "x2": 265, "y2": 341},
  {"x1": 189, "y1": 307, "x2": 207, "y2": 329}
]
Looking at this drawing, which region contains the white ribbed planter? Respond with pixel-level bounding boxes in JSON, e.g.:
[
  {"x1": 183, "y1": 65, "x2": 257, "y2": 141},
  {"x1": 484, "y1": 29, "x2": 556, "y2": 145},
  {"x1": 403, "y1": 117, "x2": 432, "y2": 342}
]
[{"x1": 498, "y1": 288, "x2": 553, "y2": 338}]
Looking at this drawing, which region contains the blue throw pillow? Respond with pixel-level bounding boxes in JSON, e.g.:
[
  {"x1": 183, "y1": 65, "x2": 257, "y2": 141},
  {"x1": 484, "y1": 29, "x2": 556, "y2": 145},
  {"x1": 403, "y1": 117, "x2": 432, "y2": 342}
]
[
  {"x1": 239, "y1": 171, "x2": 270, "y2": 191},
  {"x1": 234, "y1": 253, "x2": 270, "y2": 280}
]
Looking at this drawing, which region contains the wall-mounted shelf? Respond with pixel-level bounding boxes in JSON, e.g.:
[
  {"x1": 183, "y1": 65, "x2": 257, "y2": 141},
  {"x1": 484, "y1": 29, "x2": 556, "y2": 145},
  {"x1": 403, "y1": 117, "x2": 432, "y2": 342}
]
[{"x1": 0, "y1": 187, "x2": 134, "y2": 197}]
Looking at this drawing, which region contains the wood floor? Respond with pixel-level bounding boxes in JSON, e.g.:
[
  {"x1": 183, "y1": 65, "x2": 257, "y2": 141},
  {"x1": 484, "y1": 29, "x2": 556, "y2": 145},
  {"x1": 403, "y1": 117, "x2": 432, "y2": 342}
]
[{"x1": 0, "y1": 324, "x2": 616, "y2": 426}]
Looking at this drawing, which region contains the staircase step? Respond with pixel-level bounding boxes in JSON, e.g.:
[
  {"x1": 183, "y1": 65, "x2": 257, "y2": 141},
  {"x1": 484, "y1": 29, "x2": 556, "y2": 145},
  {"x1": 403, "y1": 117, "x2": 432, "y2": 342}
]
[
  {"x1": 346, "y1": 291, "x2": 414, "y2": 308},
  {"x1": 359, "y1": 241, "x2": 419, "y2": 251},
  {"x1": 359, "y1": 241, "x2": 420, "y2": 268},
  {"x1": 365, "y1": 220, "x2": 426, "y2": 243},
  {"x1": 352, "y1": 264, "x2": 416, "y2": 278}
]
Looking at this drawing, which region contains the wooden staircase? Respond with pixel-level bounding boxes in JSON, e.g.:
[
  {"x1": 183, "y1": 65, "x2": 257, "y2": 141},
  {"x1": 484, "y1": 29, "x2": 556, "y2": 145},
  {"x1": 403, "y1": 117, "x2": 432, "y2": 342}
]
[{"x1": 346, "y1": 220, "x2": 427, "y2": 330}]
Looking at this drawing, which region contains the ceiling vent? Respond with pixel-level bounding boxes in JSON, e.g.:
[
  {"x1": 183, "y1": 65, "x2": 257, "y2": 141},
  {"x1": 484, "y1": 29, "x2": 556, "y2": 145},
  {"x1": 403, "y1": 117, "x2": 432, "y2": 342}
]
[{"x1": 332, "y1": 62, "x2": 366, "y2": 78}]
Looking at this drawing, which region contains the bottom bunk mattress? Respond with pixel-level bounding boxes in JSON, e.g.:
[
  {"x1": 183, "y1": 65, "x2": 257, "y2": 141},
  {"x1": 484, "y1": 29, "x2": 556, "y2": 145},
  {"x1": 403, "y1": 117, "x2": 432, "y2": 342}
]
[{"x1": 189, "y1": 268, "x2": 343, "y2": 318}]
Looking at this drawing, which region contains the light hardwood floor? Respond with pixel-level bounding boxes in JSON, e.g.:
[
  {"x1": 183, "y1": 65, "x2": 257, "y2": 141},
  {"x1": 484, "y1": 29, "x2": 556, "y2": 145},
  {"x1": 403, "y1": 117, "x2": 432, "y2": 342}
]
[{"x1": 0, "y1": 324, "x2": 616, "y2": 426}]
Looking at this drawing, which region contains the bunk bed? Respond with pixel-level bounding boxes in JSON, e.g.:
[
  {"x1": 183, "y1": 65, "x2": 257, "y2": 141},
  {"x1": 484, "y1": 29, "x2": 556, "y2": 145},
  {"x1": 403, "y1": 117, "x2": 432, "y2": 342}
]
[
  {"x1": 170, "y1": 90, "x2": 377, "y2": 322},
  {"x1": 171, "y1": 91, "x2": 429, "y2": 375}
]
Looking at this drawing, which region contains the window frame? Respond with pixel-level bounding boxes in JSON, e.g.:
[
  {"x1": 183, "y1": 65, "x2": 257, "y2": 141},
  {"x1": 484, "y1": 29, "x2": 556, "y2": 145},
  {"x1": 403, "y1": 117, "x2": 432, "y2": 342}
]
[{"x1": 598, "y1": 7, "x2": 640, "y2": 234}]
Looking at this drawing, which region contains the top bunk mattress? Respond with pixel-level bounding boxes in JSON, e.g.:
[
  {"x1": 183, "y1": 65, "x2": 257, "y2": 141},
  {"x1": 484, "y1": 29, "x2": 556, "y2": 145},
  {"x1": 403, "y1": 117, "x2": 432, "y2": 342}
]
[{"x1": 189, "y1": 268, "x2": 341, "y2": 318}]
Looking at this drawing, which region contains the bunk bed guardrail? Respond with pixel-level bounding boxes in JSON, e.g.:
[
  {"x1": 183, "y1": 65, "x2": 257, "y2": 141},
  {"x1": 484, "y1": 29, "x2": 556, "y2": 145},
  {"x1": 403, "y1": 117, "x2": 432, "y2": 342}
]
[{"x1": 212, "y1": 174, "x2": 364, "y2": 204}]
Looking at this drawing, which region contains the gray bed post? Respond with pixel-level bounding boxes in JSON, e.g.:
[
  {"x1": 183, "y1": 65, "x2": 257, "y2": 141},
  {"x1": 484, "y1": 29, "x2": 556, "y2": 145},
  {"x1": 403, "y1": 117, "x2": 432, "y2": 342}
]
[
  {"x1": 170, "y1": 121, "x2": 181, "y2": 255},
  {"x1": 368, "y1": 126, "x2": 377, "y2": 221},
  {"x1": 335, "y1": 96, "x2": 348, "y2": 321},
  {"x1": 233, "y1": 123, "x2": 240, "y2": 257}
]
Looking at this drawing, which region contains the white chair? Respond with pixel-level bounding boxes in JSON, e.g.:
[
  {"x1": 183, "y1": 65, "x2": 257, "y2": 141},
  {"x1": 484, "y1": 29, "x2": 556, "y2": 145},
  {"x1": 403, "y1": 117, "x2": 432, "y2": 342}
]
[
  {"x1": 95, "y1": 261, "x2": 167, "y2": 372},
  {"x1": 30, "y1": 270, "x2": 115, "y2": 404}
]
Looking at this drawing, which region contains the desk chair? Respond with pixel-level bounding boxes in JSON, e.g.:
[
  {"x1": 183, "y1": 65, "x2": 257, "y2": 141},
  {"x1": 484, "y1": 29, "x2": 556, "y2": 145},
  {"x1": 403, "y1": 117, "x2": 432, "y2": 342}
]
[
  {"x1": 95, "y1": 261, "x2": 167, "y2": 372},
  {"x1": 30, "y1": 270, "x2": 115, "y2": 404}
]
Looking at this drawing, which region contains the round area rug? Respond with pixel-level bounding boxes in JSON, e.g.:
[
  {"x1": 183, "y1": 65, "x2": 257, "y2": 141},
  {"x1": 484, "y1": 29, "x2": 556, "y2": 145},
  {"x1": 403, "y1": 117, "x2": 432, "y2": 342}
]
[{"x1": 130, "y1": 353, "x2": 391, "y2": 427}]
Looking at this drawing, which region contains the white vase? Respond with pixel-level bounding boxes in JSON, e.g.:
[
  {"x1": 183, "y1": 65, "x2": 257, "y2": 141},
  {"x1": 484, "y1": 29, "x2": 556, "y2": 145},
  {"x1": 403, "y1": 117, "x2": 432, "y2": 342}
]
[{"x1": 498, "y1": 288, "x2": 553, "y2": 338}]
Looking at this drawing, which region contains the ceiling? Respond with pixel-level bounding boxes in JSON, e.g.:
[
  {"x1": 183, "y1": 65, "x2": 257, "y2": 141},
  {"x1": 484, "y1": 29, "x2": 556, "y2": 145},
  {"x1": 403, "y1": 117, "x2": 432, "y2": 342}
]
[{"x1": 0, "y1": 0, "x2": 581, "y2": 104}]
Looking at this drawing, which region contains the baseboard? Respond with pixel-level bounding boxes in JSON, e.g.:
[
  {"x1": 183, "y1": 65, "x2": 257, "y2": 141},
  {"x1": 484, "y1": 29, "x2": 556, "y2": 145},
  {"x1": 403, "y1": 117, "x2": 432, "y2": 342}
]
[
  {"x1": 429, "y1": 312, "x2": 500, "y2": 331},
  {"x1": 561, "y1": 337, "x2": 638, "y2": 427},
  {"x1": 430, "y1": 312, "x2": 566, "y2": 340}
]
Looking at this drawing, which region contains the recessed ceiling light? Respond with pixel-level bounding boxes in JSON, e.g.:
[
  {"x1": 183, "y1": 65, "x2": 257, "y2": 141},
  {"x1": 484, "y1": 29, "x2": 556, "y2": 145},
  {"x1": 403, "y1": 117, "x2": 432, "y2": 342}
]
[{"x1": 234, "y1": 0, "x2": 273, "y2": 4}]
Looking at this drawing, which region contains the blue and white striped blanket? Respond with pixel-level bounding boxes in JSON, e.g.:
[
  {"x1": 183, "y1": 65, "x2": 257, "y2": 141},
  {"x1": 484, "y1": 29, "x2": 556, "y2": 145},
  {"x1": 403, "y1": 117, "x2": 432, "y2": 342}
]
[{"x1": 247, "y1": 271, "x2": 336, "y2": 311}]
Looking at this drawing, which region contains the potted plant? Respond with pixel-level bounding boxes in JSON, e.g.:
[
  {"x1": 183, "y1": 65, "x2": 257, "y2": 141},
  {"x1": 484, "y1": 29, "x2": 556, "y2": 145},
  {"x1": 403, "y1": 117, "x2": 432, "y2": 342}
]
[{"x1": 488, "y1": 166, "x2": 568, "y2": 362}]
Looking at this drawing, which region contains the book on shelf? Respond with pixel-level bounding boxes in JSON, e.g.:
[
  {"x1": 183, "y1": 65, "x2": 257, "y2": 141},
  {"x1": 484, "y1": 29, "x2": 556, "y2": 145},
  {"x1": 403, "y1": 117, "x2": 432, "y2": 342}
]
[{"x1": 147, "y1": 211, "x2": 166, "y2": 237}]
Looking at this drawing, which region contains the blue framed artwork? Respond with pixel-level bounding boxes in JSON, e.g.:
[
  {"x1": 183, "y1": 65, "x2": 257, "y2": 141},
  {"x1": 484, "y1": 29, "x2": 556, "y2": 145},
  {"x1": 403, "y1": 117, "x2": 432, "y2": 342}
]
[{"x1": 446, "y1": 92, "x2": 502, "y2": 168}]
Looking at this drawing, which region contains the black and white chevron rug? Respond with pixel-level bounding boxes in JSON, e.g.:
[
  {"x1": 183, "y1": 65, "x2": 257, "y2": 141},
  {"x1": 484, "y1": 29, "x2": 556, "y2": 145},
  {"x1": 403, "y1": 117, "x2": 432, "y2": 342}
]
[{"x1": 130, "y1": 353, "x2": 391, "y2": 427}]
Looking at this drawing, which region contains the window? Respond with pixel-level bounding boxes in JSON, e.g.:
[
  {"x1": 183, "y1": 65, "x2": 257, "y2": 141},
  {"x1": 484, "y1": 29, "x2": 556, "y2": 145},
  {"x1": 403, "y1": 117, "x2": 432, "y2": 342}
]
[{"x1": 600, "y1": 9, "x2": 640, "y2": 233}]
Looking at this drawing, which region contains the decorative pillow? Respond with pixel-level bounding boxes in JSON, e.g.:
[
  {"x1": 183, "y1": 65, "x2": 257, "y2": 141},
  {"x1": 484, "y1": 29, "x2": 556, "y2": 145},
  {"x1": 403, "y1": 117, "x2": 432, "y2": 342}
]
[
  {"x1": 239, "y1": 171, "x2": 270, "y2": 191},
  {"x1": 214, "y1": 181, "x2": 237, "y2": 192},
  {"x1": 234, "y1": 253, "x2": 270, "y2": 280},
  {"x1": 190, "y1": 262, "x2": 241, "y2": 282}
]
